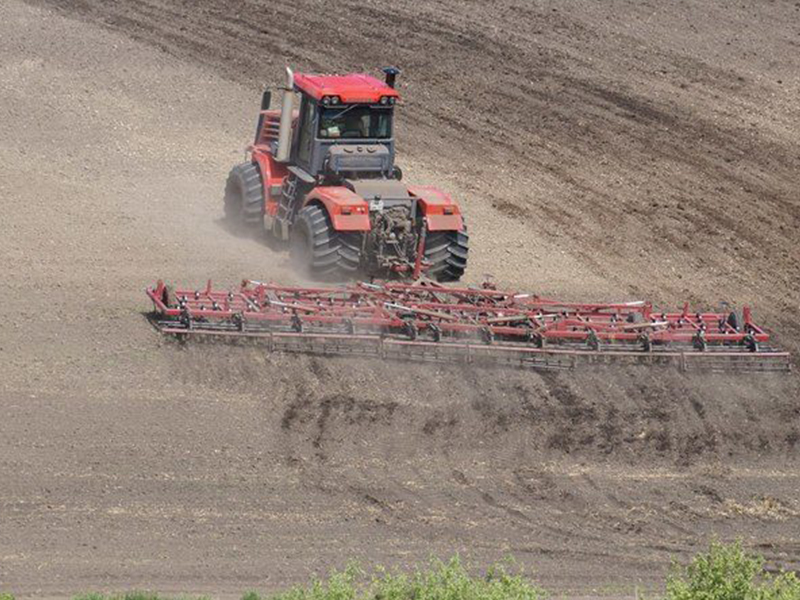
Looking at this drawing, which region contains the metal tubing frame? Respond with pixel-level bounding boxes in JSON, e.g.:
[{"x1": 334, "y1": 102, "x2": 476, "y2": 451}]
[{"x1": 146, "y1": 279, "x2": 790, "y2": 372}]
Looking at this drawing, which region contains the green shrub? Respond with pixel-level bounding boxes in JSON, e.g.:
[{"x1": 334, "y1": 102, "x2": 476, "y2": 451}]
[
  {"x1": 245, "y1": 557, "x2": 545, "y2": 600},
  {"x1": 0, "y1": 593, "x2": 15, "y2": 600},
  {"x1": 376, "y1": 557, "x2": 544, "y2": 600},
  {"x1": 666, "y1": 541, "x2": 800, "y2": 600},
  {"x1": 73, "y1": 594, "x2": 209, "y2": 600}
]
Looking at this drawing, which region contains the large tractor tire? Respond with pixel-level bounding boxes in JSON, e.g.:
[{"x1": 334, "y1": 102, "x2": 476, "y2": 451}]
[
  {"x1": 290, "y1": 204, "x2": 362, "y2": 279},
  {"x1": 424, "y1": 227, "x2": 469, "y2": 282},
  {"x1": 224, "y1": 162, "x2": 264, "y2": 229}
]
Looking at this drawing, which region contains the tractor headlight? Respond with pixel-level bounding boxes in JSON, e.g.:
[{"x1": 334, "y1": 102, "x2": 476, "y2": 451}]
[
  {"x1": 388, "y1": 97, "x2": 396, "y2": 105},
  {"x1": 331, "y1": 95, "x2": 340, "y2": 105},
  {"x1": 380, "y1": 96, "x2": 389, "y2": 105},
  {"x1": 322, "y1": 96, "x2": 331, "y2": 105}
]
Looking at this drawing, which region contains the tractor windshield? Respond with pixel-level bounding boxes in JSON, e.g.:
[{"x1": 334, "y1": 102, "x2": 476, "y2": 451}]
[{"x1": 318, "y1": 106, "x2": 392, "y2": 140}]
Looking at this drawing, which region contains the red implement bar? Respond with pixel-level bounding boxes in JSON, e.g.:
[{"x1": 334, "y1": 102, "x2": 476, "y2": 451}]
[{"x1": 145, "y1": 279, "x2": 790, "y2": 373}]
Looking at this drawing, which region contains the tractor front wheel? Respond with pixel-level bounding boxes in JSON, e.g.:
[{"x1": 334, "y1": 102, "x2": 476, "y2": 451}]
[{"x1": 224, "y1": 162, "x2": 264, "y2": 230}]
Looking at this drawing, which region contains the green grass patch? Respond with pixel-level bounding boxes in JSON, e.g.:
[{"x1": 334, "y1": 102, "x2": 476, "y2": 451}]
[
  {"x1": 73, "y1": 595, "x2": 209, "y2": 600},
  {"x1": 2, "y1": 542, "x2": 798, "y2": 600},
  {"x1": 244, "y1": 556, "x2": 544, "y2": 600},
  {"x1": 666, "y1": 540, "x2": 800, "y2": 600}
]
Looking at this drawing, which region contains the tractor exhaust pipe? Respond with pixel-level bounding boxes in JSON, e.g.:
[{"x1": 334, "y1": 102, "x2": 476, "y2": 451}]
[{"x1": 275, "y1": 67, "x2": 294, "y2": 163}]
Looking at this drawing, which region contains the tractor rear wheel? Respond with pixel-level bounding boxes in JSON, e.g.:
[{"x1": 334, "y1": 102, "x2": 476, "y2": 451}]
[
  {"x1": 224, "y1": 162, "x2": 264, "y2": 229},
  {"x1": 424, "y1": 227, "x2": 469, "y2": 282},
  {"x1": 290, "y1": 205, "x2": 362, "y2": 279}
]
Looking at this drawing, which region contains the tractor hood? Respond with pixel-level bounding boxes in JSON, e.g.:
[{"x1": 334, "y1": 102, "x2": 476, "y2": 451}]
[{"x1": 344, "y1": 178, "x2": 410, "y2": 210}]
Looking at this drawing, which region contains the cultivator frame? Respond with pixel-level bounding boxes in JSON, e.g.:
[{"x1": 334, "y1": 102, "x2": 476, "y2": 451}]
[{"x1": 146, "y1": 279, "x2": 790, "y2": 373}]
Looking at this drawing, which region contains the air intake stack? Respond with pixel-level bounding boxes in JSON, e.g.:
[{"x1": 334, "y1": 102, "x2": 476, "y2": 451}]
[
  {"x1": 382, "y1": 66, "x2": 400, "y2": 89},
  {"x1": 275, "y1": 67, "x2": 294, "y2": 163}
]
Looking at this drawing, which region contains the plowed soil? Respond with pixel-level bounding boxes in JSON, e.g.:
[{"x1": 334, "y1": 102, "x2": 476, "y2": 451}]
[{"x1": 1, "y1": 0, "x2": 799, "y2": 597}]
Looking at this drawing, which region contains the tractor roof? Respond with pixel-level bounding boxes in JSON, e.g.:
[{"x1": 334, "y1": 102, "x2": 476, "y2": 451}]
[{"x1": 293, "y1": 73, "x2": 400, "y2": 103}]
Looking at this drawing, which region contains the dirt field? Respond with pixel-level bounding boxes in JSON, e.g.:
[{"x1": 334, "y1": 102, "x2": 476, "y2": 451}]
[{"x1": 1, "y1": 0, "x2": 799, "y2": 597}]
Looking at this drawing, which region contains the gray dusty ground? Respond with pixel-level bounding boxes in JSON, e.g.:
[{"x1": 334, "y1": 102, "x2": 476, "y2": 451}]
[{"x1": 0, "y1": 0, "x2": 799, "y2": 598}]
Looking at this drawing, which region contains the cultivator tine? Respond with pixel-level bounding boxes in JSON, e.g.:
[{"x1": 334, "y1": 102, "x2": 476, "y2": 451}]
[{"x1": 145, "y1": 280, "x2": 791, "y2": 373}]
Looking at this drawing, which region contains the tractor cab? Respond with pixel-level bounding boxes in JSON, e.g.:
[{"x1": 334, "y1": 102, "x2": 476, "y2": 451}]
[{"x1": 277, "y1": 69, "x2": 401, "y2": 181}]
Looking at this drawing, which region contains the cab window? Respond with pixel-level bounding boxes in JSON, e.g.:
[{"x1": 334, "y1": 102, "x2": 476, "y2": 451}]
[{"x1": 318, "y1": 106, "x2": 392, "y2": 139}]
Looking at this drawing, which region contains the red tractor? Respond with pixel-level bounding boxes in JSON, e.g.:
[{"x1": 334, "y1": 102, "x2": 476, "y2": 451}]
[{"x1": 224, "y1": 67, "x2": 468, "y2": 281}]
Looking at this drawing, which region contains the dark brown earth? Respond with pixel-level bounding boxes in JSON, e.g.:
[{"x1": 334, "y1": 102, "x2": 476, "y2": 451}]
[{"x1": 1, "y1": 0, "x2": 799, "y2": 598}]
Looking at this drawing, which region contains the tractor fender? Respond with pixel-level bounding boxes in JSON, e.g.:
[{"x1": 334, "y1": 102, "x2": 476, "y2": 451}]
[
  {"x1": 250, "y1": 148, "x2": 289, "y2": 217},
  {"x1": 304, "y1": 186, "x2": 371, "y2": 231},
  {"x1": 407, "y1": 185, "x2": 464, "y2": 231}
]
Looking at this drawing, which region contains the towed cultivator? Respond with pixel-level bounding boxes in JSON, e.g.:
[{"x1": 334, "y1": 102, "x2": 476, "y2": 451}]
[{"x1": 146, "y1": 280, "x2": 790, "y2": 373}]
